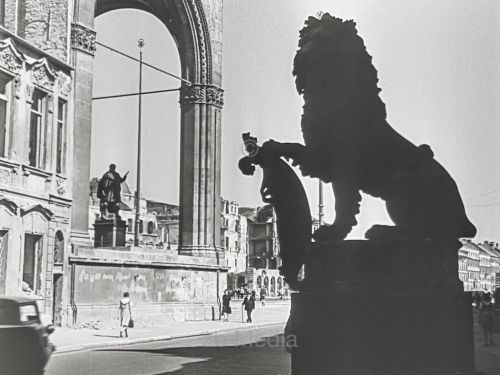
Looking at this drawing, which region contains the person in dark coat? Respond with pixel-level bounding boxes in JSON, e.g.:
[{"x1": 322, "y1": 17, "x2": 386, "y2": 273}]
[
  {"x1": 242, "y1": 291, "x2": 256, "y2": 323},
  {"x1": 222, "y1": 290, "x2": 232, "y2": 321},
  {"x1": 478, "y1": 293, "x2": 496, "y2": 346}
]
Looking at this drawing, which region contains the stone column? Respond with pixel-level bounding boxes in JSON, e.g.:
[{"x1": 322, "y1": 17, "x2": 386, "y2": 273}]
[
  {"x1": 178, "y1": 84, "x2": 223, "y2": 257},
  {"x1": 68, "y1": 1, "x2": 96, "y2": 246}
]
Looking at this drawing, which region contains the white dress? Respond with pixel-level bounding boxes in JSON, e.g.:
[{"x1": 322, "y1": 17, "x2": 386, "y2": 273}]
[{"x1": 119, "y1": 297, "x2": 131, "y2": 327}]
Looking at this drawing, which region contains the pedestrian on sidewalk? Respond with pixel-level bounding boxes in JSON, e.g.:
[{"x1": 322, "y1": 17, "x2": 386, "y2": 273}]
[
  {"x1": 478, "y1": 293, "x2": 496, "y2": 347},
  {"x1": 260, "y1": 288, "x2": 266, "y2": 306},
  {"x1": 118, "y1": 292, "x2": 133, "y2": 338},
  {"x1": 242, "y1": 291, "x2": 256, "y2": 323},
  {"x1": 222, "y1": 289, "x2": 232, "y2": 321}
]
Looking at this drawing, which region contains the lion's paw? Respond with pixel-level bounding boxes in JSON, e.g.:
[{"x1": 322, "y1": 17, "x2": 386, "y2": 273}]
[
  {"x1": 313, "y1": 224, "x2": 350, "y2": 242},
  {"x1": 365, "y1": 225, "x2": 402, "y2": 240}
]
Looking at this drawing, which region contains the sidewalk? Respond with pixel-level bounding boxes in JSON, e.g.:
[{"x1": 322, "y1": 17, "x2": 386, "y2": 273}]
[
  {"x1": 51, "y1": 301, "x2": 290, "y2": 354},
  {"x1": 50, "y1": 302, "x2": 499, "y2": 374}
]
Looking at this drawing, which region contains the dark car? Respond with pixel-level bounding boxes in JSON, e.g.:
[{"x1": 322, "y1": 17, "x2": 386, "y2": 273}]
[{"x1": 0, "y1": 296, "x2": 55, "y2": 375}]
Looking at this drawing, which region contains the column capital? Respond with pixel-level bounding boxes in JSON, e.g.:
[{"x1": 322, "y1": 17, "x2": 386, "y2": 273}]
[
  {"x1": 70, "y1": 23, "x2": 96, "y2": 56},
  {"x1": 180, "y1": 83, "x2": 224, "y2": 108}
]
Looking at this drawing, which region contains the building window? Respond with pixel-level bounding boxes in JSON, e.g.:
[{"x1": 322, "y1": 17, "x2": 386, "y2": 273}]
[
  {"x1": 127, "y1": 219, "x2": 133, "y2": 232},
  {"x1": 23, "y1": 234, "x2": 43, "y2": 294},
  {"x1": 0, "y1": 75, "x2": 11, "y2": 158},
  {"x1": 0, "y1": 230, "x2": 8, "y2": 295},
  {"x1": 17, "y1": 0, "x2": 26, "y2": 38},
  {"x1": 29, "y1": 89, "x2": 47, "y2": 168},
  {"x1": 53, "y1": 231, "x2": 64, "y2": 264},
  {"x1": 56, "y1": 99, "x2": 66, "y2": 174},
  {"x1": 147, "y1": 221, "x2": 154, "y2": 234}
]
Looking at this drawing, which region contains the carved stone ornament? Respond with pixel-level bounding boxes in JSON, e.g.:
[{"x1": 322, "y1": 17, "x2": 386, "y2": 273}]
[
  {"x1": 47, "y1": 94, "x2": 53, "y2": 112},
  {"x1": 13, "y1": 76, "x2": 21, "y2": 98},
  {"x1": 26, "y1": 83, "x2": 34, "y2": 98},
  {"x1": 30, "y1": 58, "x2": 57, "y2": 91},
  {"x1": 71, "y1": 23, "x2": 96, "y2": 56},
  {"x1": 186, "y1": 0, "x2": 209, "y2": 83},
  {"x1": 180, "y1": 84, "x2": 223, "y2": 107},
  {"x1": 0, "y1": 168, "x2": 11, "y2": 185},
  {"x1": 206, "y1": 86, "x2": 224, "y2": 107},
  {"x1": 57, "y1": 72, "x2": 72, "y2": 97},
  {"x1": 180, "y1": 84, "x2": 205, "y2": 104},
  {"x1": 55, "y1": 177, "x2": 66, "y2": 196},
  {"x1": 0, "y1": 38, "x2": 24, "y2": 75}
]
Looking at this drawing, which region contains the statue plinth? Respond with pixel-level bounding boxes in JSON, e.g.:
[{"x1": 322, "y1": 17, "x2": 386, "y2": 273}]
[
  {"x1": 288, "y1": 239, "x2": 475, "y2": 375},
  {"x1": 93, "y1": 218, "x2": 127, "y2": 248}
]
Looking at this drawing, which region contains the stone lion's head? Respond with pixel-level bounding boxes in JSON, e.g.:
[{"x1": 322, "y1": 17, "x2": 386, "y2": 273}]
[{"x1": 293, "y1": 13, "x2": 386, "y2": 120}]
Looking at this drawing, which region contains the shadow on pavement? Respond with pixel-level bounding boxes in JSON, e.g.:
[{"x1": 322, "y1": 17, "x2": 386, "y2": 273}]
[
  {"x1": 93, "y1": 334, "x2": 122, "y2": 338},
  {"x1": 97, "y1": 334, "x2": 290, "y2": 374}
]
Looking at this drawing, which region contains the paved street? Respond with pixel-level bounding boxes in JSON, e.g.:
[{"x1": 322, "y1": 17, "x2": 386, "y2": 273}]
[
  {"x1": 46, "y1": 325, "x2": 290, "y2": 375},
  {"x1": 473, "y1": 318, "x2": 500, "y2": 375},
  {"x1": 42, "y1": 303, "x2": 500, "y2": 375}
]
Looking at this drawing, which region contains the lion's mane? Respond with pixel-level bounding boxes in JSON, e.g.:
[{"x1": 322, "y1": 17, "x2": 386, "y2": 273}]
[{"x1": 293, "y1": 13, "x2": 392, "y2": 183}]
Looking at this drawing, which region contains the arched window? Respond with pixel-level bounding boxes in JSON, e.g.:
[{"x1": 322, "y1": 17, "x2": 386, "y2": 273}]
[
  {"x1": 256, "y1": 276, "x2": 262, "y2": 288},
  {"x1": 53, "y1": 231, "x2": 64, "y2": 264},
  {"x1": 277, "y1": 277, "x2": 283, "y2": 291},
  {"x1": 263, "y1": 276, "x2": 269, "y2": 290},
  {"x1": 147, "y1": 221, "x2": 154, "y2": 234},
  {"x1": 270, "y1": 276, "x2": 276, "y2": 296}
]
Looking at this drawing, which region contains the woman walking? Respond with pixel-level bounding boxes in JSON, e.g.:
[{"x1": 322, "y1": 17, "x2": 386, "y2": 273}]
[
  {"x1": 119, "y1": 292, "x2": 132, "y2": 338},
  {"x1": 222, "y1": 290, "x2": 232, "y2": 321}
]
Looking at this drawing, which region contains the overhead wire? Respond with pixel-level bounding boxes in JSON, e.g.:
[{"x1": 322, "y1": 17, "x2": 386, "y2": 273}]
[{"x1": 95, "y1": 40, "x2": 191, "y2": 85}]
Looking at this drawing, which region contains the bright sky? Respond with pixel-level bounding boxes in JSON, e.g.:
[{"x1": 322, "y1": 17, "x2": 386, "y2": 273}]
[{"x1": 91, "y1": 1, "x2": 500, "y2": 241}]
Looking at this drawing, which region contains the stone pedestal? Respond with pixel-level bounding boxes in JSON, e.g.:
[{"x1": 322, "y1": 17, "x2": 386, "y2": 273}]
[
  {"x1": 287, "y1": 239, "x2": 475, "y2": 375},
  {"x1": 93, "y1": 219, "x2": 126, "y2": 248}
]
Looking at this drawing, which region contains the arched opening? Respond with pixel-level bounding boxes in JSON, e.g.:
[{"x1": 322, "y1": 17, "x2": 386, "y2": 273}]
[
  {"x1": 263, "y1": 276, "x2": 269, "y2": 291},
  {"x1": 71, "y1": 0, "x2": 223, "y2": 256},
  {"x1": 91, "y1": 9, "x2": 181, "y2": 248},
  {"x1": 270, "y1": 276, "x2": 276, "y2": 297},
  {"x1": 147, "y1": 221, "x2": 155, "y2": 235},
  {"x1": 277, "y1": 277, "x2": 283, "y2": 292}
]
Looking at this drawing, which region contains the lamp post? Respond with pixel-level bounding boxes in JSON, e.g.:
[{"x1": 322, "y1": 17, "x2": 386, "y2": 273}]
[
  {"x1": 134, "y1": 39, "x2": 145, "y2": 247},
  {"x1": 318, "y1": 180, "x2": 324, "y2": 226}
]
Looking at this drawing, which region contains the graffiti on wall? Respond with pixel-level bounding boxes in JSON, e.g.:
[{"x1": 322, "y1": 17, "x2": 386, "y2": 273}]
[{"x1": 74, "y1": 265, "x2": 218, "y2": 305}]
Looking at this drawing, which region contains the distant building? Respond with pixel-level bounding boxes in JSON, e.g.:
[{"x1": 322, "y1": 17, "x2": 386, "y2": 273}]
[
  {"x1": 146, "y1": 200, "x2": 180, "y2": 250},
  {"x1": 221, "y1": 199, "x2": 247, "y2": 274},
  {"x1": 244, "y1": 205, "x2": 280, "y2": 270},
  {"x1": 459, "y1": 240, "x2": 500, "y2": 293}
]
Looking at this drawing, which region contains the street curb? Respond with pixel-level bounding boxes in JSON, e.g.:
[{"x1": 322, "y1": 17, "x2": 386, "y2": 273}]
[{"x1": 53, "y1": 321, "x2": 286, "y2": 354}]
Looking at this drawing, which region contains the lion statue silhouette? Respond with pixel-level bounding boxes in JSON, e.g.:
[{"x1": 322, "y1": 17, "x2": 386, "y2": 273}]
[{"x1": 265, "y1": 13, "x2": 476, "y2": 241}]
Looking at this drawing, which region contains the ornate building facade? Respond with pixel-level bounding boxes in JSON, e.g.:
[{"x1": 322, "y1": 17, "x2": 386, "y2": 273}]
[{"x1": 0, "y1": 24, "x2": 73, "y2": 325}]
